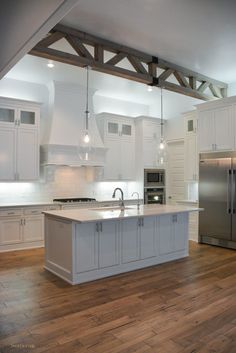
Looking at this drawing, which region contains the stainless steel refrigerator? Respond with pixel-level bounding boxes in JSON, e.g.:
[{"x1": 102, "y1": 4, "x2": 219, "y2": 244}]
[{"x1": 199, "y1": 152, "x2": 236, "y2": 249}]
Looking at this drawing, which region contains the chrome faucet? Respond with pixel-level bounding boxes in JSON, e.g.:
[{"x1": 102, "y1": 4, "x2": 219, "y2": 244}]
[
  {"x1": 132, "y1": 192, "x2": 140, "y2": 210},
  {"x1": 112, "y1": 188, "x2": 125, "y2": 210}
]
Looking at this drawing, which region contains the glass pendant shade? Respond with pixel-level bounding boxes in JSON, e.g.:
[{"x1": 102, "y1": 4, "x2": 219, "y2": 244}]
[
  {"x1": 79, "y1": 66, "x2": 92, "y2": 161},
  {"x1": 157, "y1": 88, "x2": 167, "y2": 165}
]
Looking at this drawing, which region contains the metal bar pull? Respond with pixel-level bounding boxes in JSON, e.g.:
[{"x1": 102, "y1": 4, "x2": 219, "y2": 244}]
[
  {"x1": 232, "y1": 170, "x2": 236, "y2": 214},
  {"x1": 227, "y1": 170, "x2": 232, "y2": 214}
]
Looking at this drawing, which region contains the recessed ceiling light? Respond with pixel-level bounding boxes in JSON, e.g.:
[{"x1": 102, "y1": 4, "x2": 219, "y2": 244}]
[
  {"x1": 47, "y1": 61, "x2": 54, "y2": 68},
  {"x1": 147, "y1": 85, "x2": 153, "y2": 92}
]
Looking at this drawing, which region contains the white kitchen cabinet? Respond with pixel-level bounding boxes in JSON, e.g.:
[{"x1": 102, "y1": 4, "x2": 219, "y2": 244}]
[
  {"x1": 96, "y1": 113, "x2": 135, "y2": 180},
  {"x1": 0, "y1": 217, "x2": 22, "y2": 245},
  {"x1": 23, "y1": 215, "x2": 44, "y2": 242},
  {"x1": 135, "y1": 117, "x2": 162, "y2": 169},
  {"x1": 159, "y1": 213, "x2": 188, "y2": 255},
  {"x1": 98, "y1": 221, "x2": 119, "y2": 268},
  {"x1": 0, "y1": 97, "x2": 40, "y2": 181},
  {"x1": 185, "y1": 134, "x2": 198, "y2": 181},
  {"x1": 121, "y1": 217, "x2": 140, "y2": 263},
  {"x1": 0, "y1": 127, "x2": 16, "y2": 180},
  {"x1": 197, "y1": 105, "x2": 234, "y2": 152},
  {"x1": 140, "y1": 216, "x2": 156, "y2": 259},
  {"x1": 75, "y1": 222, "x2": 99, "y2": 272},
  {"x1": 121, "y1": 216, "x2": 157, "y2": 263}
]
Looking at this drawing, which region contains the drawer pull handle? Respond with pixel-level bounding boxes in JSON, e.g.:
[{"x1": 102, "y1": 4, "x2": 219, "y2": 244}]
[{"x1": 7, "y1": 212, "x2": 15, "y2": 215}]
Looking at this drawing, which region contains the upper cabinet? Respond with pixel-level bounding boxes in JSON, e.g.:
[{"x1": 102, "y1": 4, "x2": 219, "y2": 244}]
[
  {"x1": 0, "y1": 97, "x2": 40, "y2": 181},
  {"x1": 183, "y1": 111, "x2": 198, "y2": 182},
  {"x1": 197, "y1": 100, "x2": 234, "y2": 153},
  {"x1": 135, "y1": 117, "x2": 162, "y2": 169},
  {"x1": 96, "y1": 113, "x2": 135, "y2": 180}
]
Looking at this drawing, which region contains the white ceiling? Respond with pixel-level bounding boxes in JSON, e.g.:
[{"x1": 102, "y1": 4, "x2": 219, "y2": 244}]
[
  {"x1": 62, "y1": 0, "x2": 236, "y2": 83},
  {"x1": 7, "y1": 0, "x2": 236, "y2": 119}
]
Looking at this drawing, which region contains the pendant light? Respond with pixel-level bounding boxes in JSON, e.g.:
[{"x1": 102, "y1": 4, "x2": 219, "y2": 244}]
[
  {"x1": 79, "y1": 66, "x2": 92, "y2": 161},
  {"x1": 157, "y1": 87, "x2": 167, "y2": 165}
]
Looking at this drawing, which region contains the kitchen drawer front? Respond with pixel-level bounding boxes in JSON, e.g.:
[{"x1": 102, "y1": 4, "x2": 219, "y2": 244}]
[
  {"x1": 46, "y1": 205, "x2": 60, "y2": 211},
  {"x1": 24, "y1": 207, "x2": 44, "y2": 215},
  {"x1": 0, "y1": 208, "x2": 22, "y2": 217}
]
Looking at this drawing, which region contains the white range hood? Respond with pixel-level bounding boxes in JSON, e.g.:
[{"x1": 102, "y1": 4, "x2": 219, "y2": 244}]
[{"x1": 41, "y1": 81, "x2": 106, "y2": 166}]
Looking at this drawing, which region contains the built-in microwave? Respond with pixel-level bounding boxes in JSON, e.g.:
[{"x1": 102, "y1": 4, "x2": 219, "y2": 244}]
[{"x1": 144, "y1": 169, "x2": 165, "y2": 187}]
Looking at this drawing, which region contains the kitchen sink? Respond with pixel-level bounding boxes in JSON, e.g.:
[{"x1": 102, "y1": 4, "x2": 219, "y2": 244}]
[{"x1": 90, "y1": 206, "x2": 134, "y2": 211}]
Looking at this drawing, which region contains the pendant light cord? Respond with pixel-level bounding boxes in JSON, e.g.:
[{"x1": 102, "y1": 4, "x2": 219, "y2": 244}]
[
  {"x1": 160, "y1": 87, "x2": 164, "y2": 138},
  {"x1": 85, "y1": 66, "x2": 89, "y2": 130}
]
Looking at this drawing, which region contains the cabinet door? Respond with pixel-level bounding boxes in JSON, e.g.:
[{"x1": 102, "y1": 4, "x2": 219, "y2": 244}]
[
  {"x1": 214, "y1": 107, "x2": 233, "y2": 151},
  {"x1": 19, "y1": 108, "x2": 39, "y2": 128},
  {"x1": 75, "y1": 223, "x2": 98, "y2": 273},
  {"x1": 99, "y1": 221, "x2": 119, "y2": 268},
  {"x1": 159, "y1": 215, "x2": 174, "y2": 255},
  {"x1": 174, "y1": 213, "x2": 188, "y2": 252},
  {"x1": 0, "y1": 106, "x2": 16, "y2": 126},
  {"x1": 120, "y1": 139, "x2": 135, "y2": 180},
  {"x1": 140, "y1": 217, "x2": 156, "y2": 259},
  {"x1": 23, "y1": 216, "x2": 44, "y2": 242},
  {"x1": 0, "y1": 218, "x2": 22, "y2": 244},
  {"x1": 103, "y1": 138, "x2": 121, "y2": 180},
  {"x1": 143, "y1": 121, "x2": 160, "y2": 140},
  {"x1": 143, "y1": 139, "x2": 158, "y2": 167},
  {"x1": 121, "y1": 218, "x2": 140, "y2": 263},
  {"x1": 198, "y1": 110, "x2": 215, "y2": 152},
  {"x1": 0, "y1": 127, "x2": 16, "y2": 180},
  {"x1": 185, "y1": 134, "x2": 197, "y2": 181},
  {"x1": 17, "y1": 128, "x2": 39, "y2": 180}
]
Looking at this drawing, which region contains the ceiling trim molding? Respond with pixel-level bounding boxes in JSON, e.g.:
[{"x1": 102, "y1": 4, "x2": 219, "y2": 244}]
[{"x1": 29, "y1": 24, "x2": 227, "y2": 101}]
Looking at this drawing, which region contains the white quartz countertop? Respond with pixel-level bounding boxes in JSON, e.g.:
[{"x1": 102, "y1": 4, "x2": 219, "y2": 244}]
[
  {"x1": 0, "y1": 201, "x2": 60, "y2": 208},
  {"x1": 43, "y1": 204, "x2": 202, "y2": 223}
]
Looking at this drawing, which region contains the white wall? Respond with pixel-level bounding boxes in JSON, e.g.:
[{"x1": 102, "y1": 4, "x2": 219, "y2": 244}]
[
  {"x1": 94, "y1": 94, "x2": 149, "y2": 117},
  {"x1": 166, "y1": 114, "x2": 185, "y2": 141}
]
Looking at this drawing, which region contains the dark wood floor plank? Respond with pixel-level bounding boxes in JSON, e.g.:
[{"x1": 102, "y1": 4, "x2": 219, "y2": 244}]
[{"x1": 1, "y1": 242, "x2": 236, "y2": 352}]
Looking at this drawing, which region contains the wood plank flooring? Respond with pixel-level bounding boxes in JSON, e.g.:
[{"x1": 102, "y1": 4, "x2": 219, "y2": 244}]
[{"x1": 1, "y1": 242, "x2": 236, "y2": 352}]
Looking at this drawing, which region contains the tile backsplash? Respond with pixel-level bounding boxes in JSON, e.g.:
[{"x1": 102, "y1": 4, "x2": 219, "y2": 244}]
[{"x1": 0, "y1": 165, "x2": 139, "y2": 204}]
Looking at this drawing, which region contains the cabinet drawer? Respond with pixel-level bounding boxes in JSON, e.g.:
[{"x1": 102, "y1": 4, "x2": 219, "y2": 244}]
[
  {"x1": 0, "y1": 208, "x2": 22, "y2": 217},
  {"x1": 24, "y1": 208, "x2": 43, "y2": 215}
]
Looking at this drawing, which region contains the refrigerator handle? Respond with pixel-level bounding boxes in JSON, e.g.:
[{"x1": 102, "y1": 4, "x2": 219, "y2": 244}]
[
  {"x1": 227, "y1": 170, "x2": 232, "y2": 214},
  {"x1": 232, "y1": 170, "x2": 236, "y2": 214}
]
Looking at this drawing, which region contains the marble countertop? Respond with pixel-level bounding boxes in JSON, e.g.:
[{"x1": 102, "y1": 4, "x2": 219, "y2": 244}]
[
  {"x1": 176, "y1": 200, "x2": 199, "y2": 204},
  {"x1": 43, "y1": 204, "x2": 202, "y2": 223},
  {"x1": 0, "y1": 198, "x2": 141, "y2": 209},
  {"x1": 0, "y1": 201, "x2": 59, "y2": 208}
]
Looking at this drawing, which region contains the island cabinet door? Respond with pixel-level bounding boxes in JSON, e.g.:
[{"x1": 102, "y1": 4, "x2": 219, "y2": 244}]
[
  {"x1": 121, "y1": 218, "x2": 140, "y2": 263},
  {"x1": 75, "y1": 223, "x2": 98, "y2": 273},
  {"x1": 159, "y1": 215, "x2": 174, "y2": 255},
  {"x1": 174, "y1": 213, "x2": 188, "y2": 252},
  {"x1": 98, "y1": 221, "x2": 120, "y2": 268},
  {"x1": 140, "y1": 216, "x2": 157, "y2": 259}
]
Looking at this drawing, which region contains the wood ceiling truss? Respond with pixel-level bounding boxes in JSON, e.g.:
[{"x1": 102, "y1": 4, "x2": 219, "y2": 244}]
[{"x1": 30, "y1": 24, "x2": 227, "y2": 101}]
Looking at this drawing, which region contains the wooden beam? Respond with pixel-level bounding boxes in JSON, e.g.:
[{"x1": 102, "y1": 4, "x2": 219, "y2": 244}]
[
  {"x1": 65, "y1": 35, "x2": 93, "y2": 59},
  {"x1": 30, "y1": 24, "x2": 228, "y2": 101},
  {"x1": 30, "y1": 46, "x2": 152, "y2": 84},
  {"x1": 37, "y1": 31, "x2": 65, "y2": 48},
  {"x1": 173, "y1": 71, "x2": 191, "y2": 88},
  {"x1": 106, "y1": 52, "x2": 126, "y2": 66},
  {"x1": 127, "y1": 55, "x2": 148, "y2": 74}
]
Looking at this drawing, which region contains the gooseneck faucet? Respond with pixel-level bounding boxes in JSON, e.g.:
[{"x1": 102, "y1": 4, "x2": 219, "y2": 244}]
[
  {"x1": 112, "y1": 188, "x2": 125, "y2": 210},
  {"x1": 132, "y1": 192, "x2": 140, "y2": 210}
]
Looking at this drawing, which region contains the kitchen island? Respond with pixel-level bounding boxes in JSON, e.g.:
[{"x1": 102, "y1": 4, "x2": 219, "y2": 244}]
[{"x1": 43, "y1": 204, "x2": 201, "y2": 285}]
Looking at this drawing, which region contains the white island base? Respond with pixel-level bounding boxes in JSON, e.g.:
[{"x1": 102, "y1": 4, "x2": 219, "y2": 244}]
[{"x1": 44, "y1": 205, "x2": 200, "y2": 285}]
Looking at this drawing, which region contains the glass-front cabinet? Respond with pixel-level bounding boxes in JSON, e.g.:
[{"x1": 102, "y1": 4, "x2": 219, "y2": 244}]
[{"x1": 0, "y1": 97, "x2": 40, "y2": 181}]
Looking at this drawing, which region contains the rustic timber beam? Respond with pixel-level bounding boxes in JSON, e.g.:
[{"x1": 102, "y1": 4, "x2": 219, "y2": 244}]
[{"x1": 29, "y1": 24, "x2": 228, "y2": 101}]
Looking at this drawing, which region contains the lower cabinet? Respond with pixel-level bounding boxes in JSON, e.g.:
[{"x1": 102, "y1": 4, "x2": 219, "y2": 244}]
[
  {"x1": 121, "y1": 218, "x2": 140, "y2": 263},
  {"x1": 159, "y1": 213, "x2": 188, "y2": 255},
  {"x1": 23, "y1": 215, "x2": 44, "y2": 242},
  {"x1": 75, "y1": 222, "x2": 98, "y2": 273},
  {"x1": 0, "y1": 217, "x2": 22, "y2": 244},
  {"x1": 98, "y1": 221, "x2": 119, "y2": 268}
]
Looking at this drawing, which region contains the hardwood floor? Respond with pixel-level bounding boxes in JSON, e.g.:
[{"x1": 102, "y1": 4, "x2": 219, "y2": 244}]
[{"x1": 1, "y1": 242, "x2": 236, "y2": 352}]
